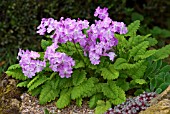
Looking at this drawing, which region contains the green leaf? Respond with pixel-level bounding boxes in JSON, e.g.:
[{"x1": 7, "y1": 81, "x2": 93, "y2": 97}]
[
  {"x1": 28, "y1": 75, "x2": 48, "y2": 91},
  {"x1": 71, "y1": 78, "x2": 95, "y2": 99},
  {"x1": 17, "y1": 80, "x2": 30, "y2": 87},
  {"x1": 57, "y1": 42, "x2": 82, "y2": 56},
  {"x1": 151, "y1": 26, "x2": 170, "y2": 38},
  {"x1": 6, "y1": 68, "x2": 28, "y2": 80},
  {"x1": 135, "y1": 79, "x2": 147, "y2": 85},
  {"x1": 146, "y1": 37, "x2": 158, "y2": 46},
  {"x1": 29, "y1": 86, "x2": 42, "y2": 96},
  {"x1": 152, "y1": 44, "x2": 170, "y2": 61},
  {"x1": 160, "y1": 65, "x2": 170, "y2": 73},
  {"x1": 7, "y1": 64, "x2": 21, "y2": 70},
  {"x1": 56, "y1": 88, "x2": 71, "y2": 109},
  {"x1": 72, "y1": 70, "x2": 87, "y2": 86},
  {"x1": 44, "y1": 109, "x2": 50, "y2": 114},
  {"x1": 76, "y1": 98, "x2": 83, "y2": 107},
  {"x1": 41, "y1": 39, "x2": 52, "y2": 50},
  {"x1": 102, "y1": 83, "x2": 118, "y2": 99},
  {"x1": 58, "y1": 77, "x2": 73, "y2": 89},
  {"x1": 27, "y1": 75, "x2": 40, "y2": 88},
  {"x1": 159, "y1": 83, "x2": 170, "y2": 92},
  {"x1": 115, "y1": 79, "x2": 129, "y2": 91},
  {"x1": 155, "y1": 88, "x2": 162, "y2": 94},
  {"x1": 114, "y1": 58, "x2": 144, "y2": 70},
  {"x1": 128, "y1": 64, "x2": 147, "y2": 79},
  {"x1": 88, "y1": 94, "x2": 103, "y2": 109},
  {"x1": 109, "y1": 87, "x2": 126, "y2": 105},
  {"x1": 135, "y1": 50, "x2": 157, "y2": 60},
  {"x1": 113, "y1": 58, "x2": 127, "y2": 68},
  {"x1": 73, "y1": 60, "x2": 85, "y2": 68},
  {"x1": 39, "y1": 81, "x2": 60, "y2": 104},
  {"x1": 95, "y1": 100, "x2": 111, "y2": 114},
  {"x1": 129, "y1": 41, "x2": 149, "y2": 60},
  {"x1": 125, "y1": 20, "x2": 140, "y2": 36},
  {"x1": 101, "y1": 64, "x2": 119, "y2": 80},
  {"x1": 134, "y1": 89, "x2": 145, "y2": 96},
  {"x1": 131, "y1": 12, "x2": 144, "y2": 21}
]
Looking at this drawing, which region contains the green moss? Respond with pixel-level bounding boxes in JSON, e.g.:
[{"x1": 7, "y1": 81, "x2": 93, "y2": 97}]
[{"x1": 0, "y1": 75, "x2": 22, "y2": 114}]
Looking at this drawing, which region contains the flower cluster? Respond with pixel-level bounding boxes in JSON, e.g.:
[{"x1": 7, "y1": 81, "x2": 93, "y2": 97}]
[
  {"x1": 18, "y1": 6, "x2": 128, "y2": 78},
  {"x1": 37, "y1": 6, "x2": 127, "y2": 65},
  {"x1": 83, "y1": 6, "x2": 127, "y2": 64},
  {"x1": 17, "y1": 49, "x2": 46, "y2": 78},
  {"x1": 105, "y1": 92, "x2": 157, "y2": 114},
  {"x1": 37, "y1": 17, "x2": 89, "y2": 46},
  {"x1": 44, "y1": 44, "x2": 75, "y2": 78}
]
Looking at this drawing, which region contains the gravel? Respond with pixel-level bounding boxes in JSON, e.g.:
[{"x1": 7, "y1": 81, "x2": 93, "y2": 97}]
[{"x1": 20, "y1": 93, "x2": 94, "y2": 114}]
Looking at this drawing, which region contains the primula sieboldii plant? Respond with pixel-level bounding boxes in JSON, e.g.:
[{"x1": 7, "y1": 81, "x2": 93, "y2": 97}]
[
  {"x1": 7, "y1": 6, "x2": 170, "y2": 114},
  {"x1": 18, "y1": 6, "x2": 127, "y2": 78}
]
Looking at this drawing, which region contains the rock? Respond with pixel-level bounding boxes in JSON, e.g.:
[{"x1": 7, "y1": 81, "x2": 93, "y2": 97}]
[
  {"x1": 140, "y1": 86, "x2": 170, "y2": 114},
  {"x1": 0, "y1": 73, "x2": 22, "y2": 114}
]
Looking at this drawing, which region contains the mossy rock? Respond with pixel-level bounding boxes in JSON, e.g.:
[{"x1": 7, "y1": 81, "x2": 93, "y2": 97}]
[{"x1": 0, "y1": 73, "x2": 23, "y2": 114}]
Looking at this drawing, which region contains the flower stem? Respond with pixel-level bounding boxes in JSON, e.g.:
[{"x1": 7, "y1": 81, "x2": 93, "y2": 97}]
[{"x1": 72, "y1": 40, "x2": 86, "y2": 66}]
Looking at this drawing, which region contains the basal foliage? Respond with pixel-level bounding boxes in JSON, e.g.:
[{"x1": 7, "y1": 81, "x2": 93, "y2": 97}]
[{"x1": 6, "y1": 16, "x2": 170, "y2": 114}]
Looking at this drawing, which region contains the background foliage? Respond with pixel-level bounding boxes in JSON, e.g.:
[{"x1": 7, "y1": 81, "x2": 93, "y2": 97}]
[{"x1": 0, "y1": 0, "x2": 170, "y2": 75}]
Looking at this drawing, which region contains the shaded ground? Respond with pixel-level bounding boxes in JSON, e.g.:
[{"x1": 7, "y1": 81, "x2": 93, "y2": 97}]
[{"x1": 0, "y1": 73, "x2": 22, "y2": 114}]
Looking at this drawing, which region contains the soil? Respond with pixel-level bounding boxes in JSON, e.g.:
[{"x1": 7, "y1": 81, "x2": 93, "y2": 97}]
[{"x1": 0, "y1": 73, "x2": 94, "y2": 114}]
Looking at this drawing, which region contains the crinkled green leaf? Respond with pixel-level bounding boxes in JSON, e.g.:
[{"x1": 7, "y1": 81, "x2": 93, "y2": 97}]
[
  {"x1": 101, "y1": 64, "x2": 119, "y2": 80},
  {"x1": 95, "y1": 100, "x2": 111, "y2": 114},
  {"x1": 56, "y1": 88, "x2": 71, "y2": 109},
  {"x1": 125, "y1": 20, "x2": 140, "y2": 36},
  {"x1": 7, "y1": 64, "x2": 21, "y2": 70},
  {"x1": 6, "y1": 68, "x2": 28, "y2": 80},
  {"x1": 39, "y1": 81, "x2": 60, "y2": 104},
  {"x1": 17, "y1": 80, "x2": 30, "y2": 87},
  {"x1": 72, "y1": 70, "x2": 87, "y2": 86},
  {"x1": 89, "y1": 94, "x2": 103, "y2": 109}
]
